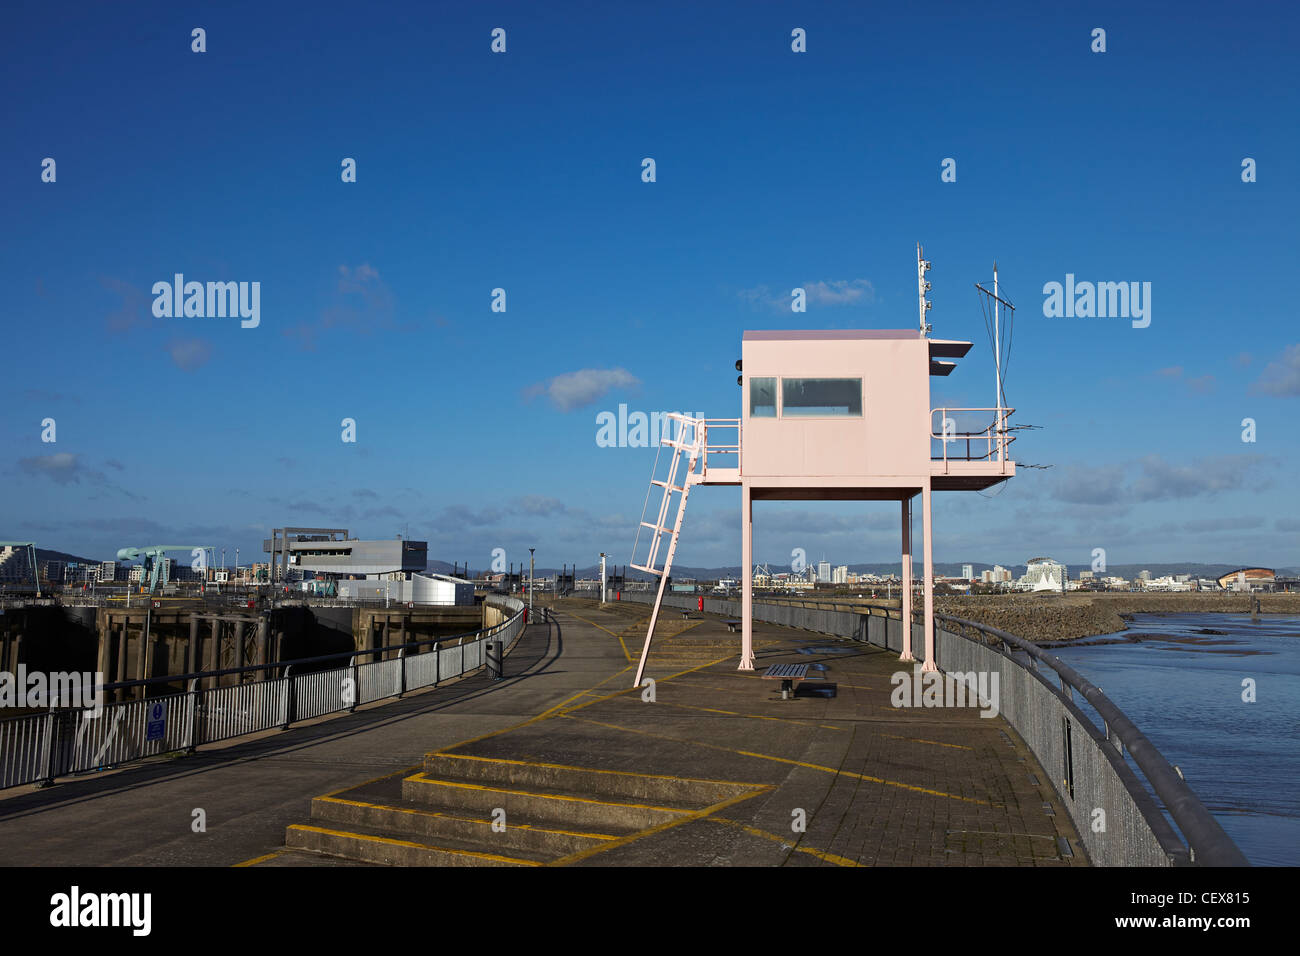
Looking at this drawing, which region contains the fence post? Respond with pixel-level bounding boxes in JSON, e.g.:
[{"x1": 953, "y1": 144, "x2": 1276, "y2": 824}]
[
  {"x1": 38, "y1": 701, "x2": 59, "y2": 788},
  {"x1": 185, "y1": 678, "x2": 200, "y2": 754},
  {"x1": 347, "y1": 656, "x2": 358, "y2": 713},
  {"x1": 397, "y1": 648, "x2": 407, "y2": 699},
  {"x1": 281, "y1": 666, "x2": 294, "y2": 730}
]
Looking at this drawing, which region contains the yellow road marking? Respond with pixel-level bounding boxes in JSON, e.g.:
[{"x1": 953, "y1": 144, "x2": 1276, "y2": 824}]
[
  {"x1": 287, "y1": 825, "x2": 541, "y2": 866},
  {"x1": 564, "y1": 610, "x2": 635, "y2": 661},
  {"x1": 879, "y1": 733, "x2": 973, "y2": 751},
  {"x1": 317, "y1": 796, "x2": 620, "y2": 841},
  {"x1": 232, "y1": 849, "x2": 286, "y2": 867},
  {"x1": 546, "y1": 785, "x2": 768, "y2": 866},
  {"x1": 435, "y1": 648, "x2": 737, "y2": 759},
  {"x1": 650, "y1": 698, "x2": 844, "y2": 731},
  {"x1": 563, "y1": 714, "x2": 993, "y2": 807},
  {"x1": 406, "y1": 774, "x2": 688, "y2": 813},
  {"x1": 708, "y1": 817, "x2": 863, "y2": 868},
  {"x1": 435, "y1": 752, "x2": 765, "y2": 790}
]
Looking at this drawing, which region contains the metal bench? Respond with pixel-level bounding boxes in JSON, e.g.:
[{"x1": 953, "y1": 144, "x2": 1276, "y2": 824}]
[
  {"x1": 680, "y1": 610, "x2": 692, "y2": 619},
  {"x1": 762, "y1": 663, "x2": 809, "y2": 700},
  {"x1": 723, "y1": 619, "x2": 742, "y2": 633}
]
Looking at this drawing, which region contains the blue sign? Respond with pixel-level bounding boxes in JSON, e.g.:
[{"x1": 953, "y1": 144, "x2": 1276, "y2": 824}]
[{"x1": 146, "y1": 701, "x2": 166, "y2": 742}]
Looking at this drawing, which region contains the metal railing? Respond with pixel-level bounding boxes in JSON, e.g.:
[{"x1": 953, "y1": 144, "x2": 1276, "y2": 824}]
[
  {"x1": 0, "y1": 596, "x2": 529, "y2": 791},
  {"x1": 609, "y1": 590, "x2": 1247, "y2": 866},
  {"x1": 930, "y1": 406, "x2": 1016, "y2": 464}
]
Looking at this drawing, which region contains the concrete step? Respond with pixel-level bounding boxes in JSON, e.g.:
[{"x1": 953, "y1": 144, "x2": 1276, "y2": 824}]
[
  {"x1": 308, "y1": 793, "x2": 619, "y2": 858},
  {"x1": 423, "y1": 753, "x2": 761, "y2": 807},
  {"x1": 285, "y1": 819, "x2": 545, "y2": 867},
  {"x1": 401, "y1": 771, "x2": 694, "y2": 832}
]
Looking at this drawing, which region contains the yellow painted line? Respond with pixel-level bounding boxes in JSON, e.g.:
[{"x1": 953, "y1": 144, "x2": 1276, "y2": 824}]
[
  {"x1": 436, "y1": 752, "x2": 766, "y2": 791},
  {"x1": 430, "y1": 647, "x2": 735, "y2": 764},
  {"x1": 318, "y1": 764, "x2": 422, "y2": 801},
  {"x1": 317, "y1": 796, "x2": 620, "y2": 841},
  {"x1": 546, "y1": 785, "x2": 768, "y2": 866},
  {"x1": 430, "y1": 662, "x2": 637, "y2": 755},
  {"x1": 880, "y1": 733, "x2": 974, "y2": 751},
  {"x1": 564, "y1": 714, "x2": 993, "y2": 807},
  {"x1": 564, "y1": 610, "x2": 635, "y2": 661},
  {"x1": 232, "y1": 849, "x2": 287, "y2": 867},
  {"x1": 287, "y1": 824, "x2": 541, "y2": 866},
  {"x1": 652, "y1": 699, "x2": 842, "y2": 730},
  {"x1": 407, "y1": 773, "x2": 690, "y2": 814},
  {"x1": 708, "y1": 817, "x2": 863, "y2": 868}
]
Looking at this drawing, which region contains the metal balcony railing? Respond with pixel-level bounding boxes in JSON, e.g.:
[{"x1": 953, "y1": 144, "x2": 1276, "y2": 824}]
[{"x1": 931, "y1": 406, "x2": 1016, "y2": 464}]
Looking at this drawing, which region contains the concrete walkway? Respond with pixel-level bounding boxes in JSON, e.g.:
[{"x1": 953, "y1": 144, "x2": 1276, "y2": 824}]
[
  {"x1": 0, "y1": 598, "x2": 1083, "y2": 866},
  {"x1": 0, "y1": 615, "x2": 605, "y2": 866},
  {"x1": 276, "y1": 598, "x2": 1084, "y2": 867}
]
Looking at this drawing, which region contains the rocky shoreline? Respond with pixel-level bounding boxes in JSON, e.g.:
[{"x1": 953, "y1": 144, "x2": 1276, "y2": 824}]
[{"x1": 934, "y1": 592, "x2": 1300, "y2": 643}]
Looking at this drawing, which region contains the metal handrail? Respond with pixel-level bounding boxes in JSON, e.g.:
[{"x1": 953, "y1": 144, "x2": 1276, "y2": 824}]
[
  {"x1": 931, "y1": 610, "x2": 1248, "y2": 866},
  {"x1": 930, "y1": 406, "x2": 1016, "y2": 464},
  {"x1": 0, "y1": 596, "x2": 525, "y2": 709}
]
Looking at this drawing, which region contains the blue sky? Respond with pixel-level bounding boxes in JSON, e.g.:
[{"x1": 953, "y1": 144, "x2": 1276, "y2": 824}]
[{"x1": 2, "y1": 0, "x2": 1297, "y2": 573}]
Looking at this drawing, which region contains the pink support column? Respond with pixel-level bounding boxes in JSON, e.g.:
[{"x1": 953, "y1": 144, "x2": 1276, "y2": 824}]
[
  {"x1": 921, "y1": 481, "x2": 938, "y2": 672},
  {"x1": 899, "y1": 496, "x2": 914, "y2": 662},
  {"x1": 739, "y1": 483, "x2": 755, "y2": 670}
]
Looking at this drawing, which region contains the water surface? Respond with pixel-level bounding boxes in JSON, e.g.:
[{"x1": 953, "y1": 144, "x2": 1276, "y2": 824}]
[{"x1": 1047, "y1": 613, "x2": 1299, "y2": 866}]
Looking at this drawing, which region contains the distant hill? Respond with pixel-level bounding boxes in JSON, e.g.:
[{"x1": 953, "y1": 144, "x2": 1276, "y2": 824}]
[
  {"x1": 429, "y1": 559, "x2": 1299, "y2": 582},
  {"x1": 34, "y1": 547, "x2": 102, "y2": 566}
]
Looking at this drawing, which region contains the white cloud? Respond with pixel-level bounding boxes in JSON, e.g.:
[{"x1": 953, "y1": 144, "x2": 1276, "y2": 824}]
[
  {"x1": 524, "y1": 367, "x2": 640, "y2": 412},
  {"x1": 1251, "y1": 343, "x2": 1300, "y2": 396}
]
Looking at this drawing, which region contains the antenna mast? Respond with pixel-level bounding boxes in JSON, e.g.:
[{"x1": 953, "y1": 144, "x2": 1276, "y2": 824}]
[
  {"x1": 993, "y1": 262, "x2": 1003, "y2": 419},
  {"x1": 917, "y1": 243, "x2": 932, "y2": 336}
]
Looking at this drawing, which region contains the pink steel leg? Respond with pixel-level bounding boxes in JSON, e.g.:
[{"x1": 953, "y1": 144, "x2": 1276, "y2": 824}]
[
  {"x1": 921, "y1": 481, "x2": 938, "y2": 672},
  {"x1": 899, "y1": 496, "x2": 915, "y2": 662},
  {"x1": 739, "y1": 484, "x2": 755, "y2": 670}
]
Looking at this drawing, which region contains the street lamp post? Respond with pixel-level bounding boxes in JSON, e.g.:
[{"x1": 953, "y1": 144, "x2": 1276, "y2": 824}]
[
  {"x1": 528, "y1": 548, "x2": 535, "y2": 616},
  {"x1": 600, "y1": 553, "x2": 607, "y2": 604}
]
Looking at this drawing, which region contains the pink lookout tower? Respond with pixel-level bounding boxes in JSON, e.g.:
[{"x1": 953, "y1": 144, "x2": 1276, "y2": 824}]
[{"x1": 631, "y1": 246, "x2": 1017, "y2": 686}]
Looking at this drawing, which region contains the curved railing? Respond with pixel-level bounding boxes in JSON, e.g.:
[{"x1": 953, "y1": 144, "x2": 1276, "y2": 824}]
[
  {"x1": 608, "y1": 590, "x2": 1248, "y2": 866},
  {"x1": 0, "y1": 596, "x2": 530, "y2": 791}
]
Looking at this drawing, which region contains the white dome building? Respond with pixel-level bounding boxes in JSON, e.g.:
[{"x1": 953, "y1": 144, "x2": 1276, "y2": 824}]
[{"x1": 1018, "y1": 557, "x2": 1066, "y2": 591}]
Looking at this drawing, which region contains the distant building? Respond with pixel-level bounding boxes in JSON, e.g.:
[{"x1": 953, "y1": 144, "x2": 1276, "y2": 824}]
[
  {"x1": 817, "y1": 560, "x2": 831, "y2": 583},
  {"x1": 1216, "y1": 568, "x2": 1275, "y2": 591},
  {"x1": 1138, "y1": 570, "x2": 1152, "y2": 581},
  {"x1": 962, "y1": 563, "x2": 974, "y2": 580},
  {"x1": 832, "y1": 565, "x2": 848, "y2": 584},
  {"x1": 1018, "y1": 557, "x2": 1066, "y2": 592}
]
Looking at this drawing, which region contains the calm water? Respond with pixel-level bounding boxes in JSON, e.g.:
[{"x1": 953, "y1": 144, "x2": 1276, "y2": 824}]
[{"x1": 1047, "y1": 613, "x2": 1300, "y2": 866}]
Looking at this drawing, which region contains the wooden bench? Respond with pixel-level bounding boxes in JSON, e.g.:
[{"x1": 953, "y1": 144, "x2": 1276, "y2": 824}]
[
  {"x1": 762, "y1": 663, "x2": 809, "y2": 700},
  {"x1": 679, "y1": 610, "x2": 692, "y2": 619},
  {"x1": 723, "y1": 619, "x2": 742, "y2": 633}
]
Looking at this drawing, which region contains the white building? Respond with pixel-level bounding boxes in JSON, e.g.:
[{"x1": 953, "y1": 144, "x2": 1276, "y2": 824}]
[
  {"x1": 1018, "y1": 557, "x2": 1066, "y2": 592},
  {"x1": 832, "y1": 565, "x2": 848, "y2": 584},
  {"x1": 962, "y1": 563, "x2": 974, "y2": 580},
  {"x1": 336, "y1": 572, "x2": 474, "y2": 606},
  {"x1": 817, "y1": 560, "x2": 831, "y2": 583}
]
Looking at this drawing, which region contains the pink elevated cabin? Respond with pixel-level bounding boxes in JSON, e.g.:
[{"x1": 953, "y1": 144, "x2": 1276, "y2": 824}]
[{"x1": 631, "y1": 326, "x2": 1014, "y2": 684}]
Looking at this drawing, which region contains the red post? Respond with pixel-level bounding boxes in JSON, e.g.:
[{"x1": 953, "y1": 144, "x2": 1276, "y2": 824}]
[{"x1": 698, "y1": 596, "x2": 704, "y2": 612}]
